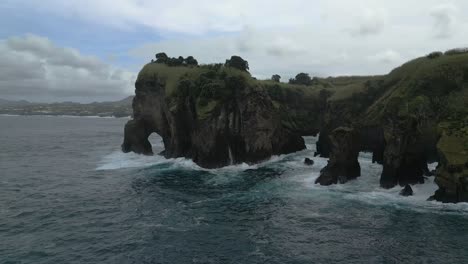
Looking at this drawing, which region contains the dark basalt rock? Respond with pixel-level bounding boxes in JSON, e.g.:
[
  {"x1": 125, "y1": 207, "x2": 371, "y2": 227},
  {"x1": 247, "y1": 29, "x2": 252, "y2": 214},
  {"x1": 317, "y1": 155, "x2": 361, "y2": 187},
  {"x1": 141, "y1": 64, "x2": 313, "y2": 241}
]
[
  {"x1": 315, "y1": 127, "x2": 361, "y2": 185},
  {"x1": 359, "y1": 126, "x2": 385, "y2": 164},
  {"x1": 380, "y1": 117, "x2": 426, "y2": 189},
  {"x1": 122, "y1": 64, "x2": 305, "y2": 169},
  {"x1": 121, "y1": 119, "x2": 153, "y2": 155},
  {"x1": 304, "y1": 158, "x2": 314, "y2": 166},
  {"x1": 431, "y1": 124, "x2": 468, "y2": 203},
  {"x1": 399, "y1": 184, "x2": 414, "y2": 196}
]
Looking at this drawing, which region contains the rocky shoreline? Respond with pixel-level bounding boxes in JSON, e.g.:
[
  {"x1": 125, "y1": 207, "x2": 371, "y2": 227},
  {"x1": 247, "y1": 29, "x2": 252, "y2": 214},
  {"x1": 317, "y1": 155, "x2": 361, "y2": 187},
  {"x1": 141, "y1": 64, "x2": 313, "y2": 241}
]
[{"x1": 123, "y1": 51, "x2": 468, "y2": 203}]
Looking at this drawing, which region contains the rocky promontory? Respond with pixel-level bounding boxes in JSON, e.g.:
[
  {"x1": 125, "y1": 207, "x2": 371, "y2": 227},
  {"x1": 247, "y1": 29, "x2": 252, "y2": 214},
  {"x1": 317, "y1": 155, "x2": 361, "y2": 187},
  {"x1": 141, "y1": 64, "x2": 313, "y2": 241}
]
[
  {"x1": 122, "y1": 54, "x2": 305, "y2": 168},
  {"x1": 310, "y1": 49, "x2": 468, "y2": 203},
  {"x1": 431, "y1": 122, "x2": 468, "y2": 203},
  {"x1": 122, "y1": 50, "x2": 468, "y2": 203}
]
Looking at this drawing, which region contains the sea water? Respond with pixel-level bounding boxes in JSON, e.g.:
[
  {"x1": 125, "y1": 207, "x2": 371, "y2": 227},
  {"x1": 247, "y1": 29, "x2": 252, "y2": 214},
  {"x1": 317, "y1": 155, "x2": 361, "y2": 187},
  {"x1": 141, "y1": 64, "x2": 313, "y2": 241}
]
[{"x1": 1, "y1": 115, "x2": 468, "y2": 264}]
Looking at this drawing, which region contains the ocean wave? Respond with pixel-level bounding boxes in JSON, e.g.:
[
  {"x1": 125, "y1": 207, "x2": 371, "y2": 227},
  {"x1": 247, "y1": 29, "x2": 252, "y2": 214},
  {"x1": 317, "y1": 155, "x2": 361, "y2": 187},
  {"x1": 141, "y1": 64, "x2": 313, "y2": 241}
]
[
  {"x1": 96, "y1": 139, "x2": 468, "y2": 214},
  {"x1": 295, "y1": 160, "x2": 468, "y2": 214},
  {"x1": 342, "y1": 182, "x2": 468, "y2": 215},
  {"x1": 95, "y1": 148, "x2": 310, "y2": 172}
]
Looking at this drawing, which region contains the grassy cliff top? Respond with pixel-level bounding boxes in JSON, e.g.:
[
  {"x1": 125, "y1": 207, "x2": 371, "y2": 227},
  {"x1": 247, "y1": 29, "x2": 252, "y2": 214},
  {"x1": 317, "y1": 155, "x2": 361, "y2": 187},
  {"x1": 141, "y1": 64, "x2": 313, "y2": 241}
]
[
  {"x1": 364, "y1": 52, "x2": 468, "y2": 124},
  {"x1": 137, "y1": 51, "x2": 468, "y2": 124}
]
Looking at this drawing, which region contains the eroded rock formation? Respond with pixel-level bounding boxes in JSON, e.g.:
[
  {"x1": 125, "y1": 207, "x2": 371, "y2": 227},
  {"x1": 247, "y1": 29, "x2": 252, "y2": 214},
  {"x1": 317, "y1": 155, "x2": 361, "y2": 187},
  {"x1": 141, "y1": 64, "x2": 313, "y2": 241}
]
[
  {"x1": 312, "y1": 51, "x2": 468, "y2": 203},
  {"x1": 122, "y1": 62, "x2": 305, "y2": 168},
  {"x1": 315, "y1": 127, "x2": 361, "y2": 185},
  {"x1": 379, "y1": 117, "x2": 426, "y2": 188},
  {"x1": 122, "y1": 51, "x2": 468, "y2": 202},
  {"x1": 431, "y1": 123, "x2": 468, "y2": 203}
]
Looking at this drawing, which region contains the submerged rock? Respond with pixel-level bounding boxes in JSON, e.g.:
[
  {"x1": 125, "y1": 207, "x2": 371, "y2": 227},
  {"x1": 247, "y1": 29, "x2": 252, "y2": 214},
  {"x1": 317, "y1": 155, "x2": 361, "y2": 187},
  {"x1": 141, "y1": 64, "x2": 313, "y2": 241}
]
[
  {"x1": 122, "y1": 62, "x2": 305, "y2": 168},
  {"x1": 315, "y1": 127, "x2": 360, "y2": 185},
  {"x1": 399, "y1": 185, "x2": 414, "y2": 196},
  {"x1": 304, "y1": 158, "x2": 314, "y2": 166}
]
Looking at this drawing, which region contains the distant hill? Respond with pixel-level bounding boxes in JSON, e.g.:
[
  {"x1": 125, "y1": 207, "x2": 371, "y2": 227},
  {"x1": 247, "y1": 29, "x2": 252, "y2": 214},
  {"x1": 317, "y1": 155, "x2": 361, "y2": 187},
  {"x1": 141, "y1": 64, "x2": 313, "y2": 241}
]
[
  {"x1": 0, "y1": 96, "x2": 133, "y2": 117},
  {"x1": 0, "y1": 99, "x2": 31, "y2": 106}
]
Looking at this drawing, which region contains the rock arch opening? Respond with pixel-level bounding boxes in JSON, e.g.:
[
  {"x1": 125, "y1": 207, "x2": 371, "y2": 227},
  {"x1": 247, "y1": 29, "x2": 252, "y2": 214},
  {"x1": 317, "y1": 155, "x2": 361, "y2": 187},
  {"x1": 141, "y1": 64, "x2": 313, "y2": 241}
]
[{"x1": 148, "y1": 133, "x2": 164, "y2": 155}]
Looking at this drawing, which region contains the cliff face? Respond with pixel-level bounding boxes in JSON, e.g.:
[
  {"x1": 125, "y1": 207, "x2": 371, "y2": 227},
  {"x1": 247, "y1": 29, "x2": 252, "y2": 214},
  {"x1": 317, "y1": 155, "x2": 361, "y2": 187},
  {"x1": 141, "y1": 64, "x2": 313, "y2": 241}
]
[
  {"x1": 431, "y1": 122, "x2": 468, "y2": 203},
  {"x1": 315, "y1": 127, "x2": 361, "y2": 185},
  {"x1": 312, "y1": 51, "x2": 468, "y2": 202},
  {"x1": 314, "y1": 77, "x2": 387, "y2": 158},
  {"x1": 264, "y1": 82, "x2": 331, "y2": 136},
  {"x1": 122, "y1": 63, "x2": 305, "y2": 168},
  {"x1": 122, "y1": 51, "x2": 468, "y2": 202},
  {"x1": 379, "y1": 117, "x2": 426, "y2": 188}
]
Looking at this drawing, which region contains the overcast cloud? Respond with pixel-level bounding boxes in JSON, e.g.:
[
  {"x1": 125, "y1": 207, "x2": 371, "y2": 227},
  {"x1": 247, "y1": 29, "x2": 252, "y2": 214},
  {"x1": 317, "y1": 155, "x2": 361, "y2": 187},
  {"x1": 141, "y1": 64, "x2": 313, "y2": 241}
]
[
  {"x1": 1, "y1": 0, "x2": 468, "y2": 101},
  {"x1": 0, "y1": 34, "x2": 135, "y2": 102}
]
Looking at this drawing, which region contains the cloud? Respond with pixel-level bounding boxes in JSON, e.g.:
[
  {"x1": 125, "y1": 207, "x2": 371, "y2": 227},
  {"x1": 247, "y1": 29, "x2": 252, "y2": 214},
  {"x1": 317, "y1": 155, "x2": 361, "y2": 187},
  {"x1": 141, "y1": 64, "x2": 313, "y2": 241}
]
[
  {"x1": 368, "y1": 50, "x2": 403, "y2": 64},
  {"x1": 128, "y1": 27, "x2": 409, "y2": 80},
  {"x1": 430, "y1": 4, "x2": 458, "y2": 39},
  {"x1": 349, "y1": 8, "x2": 386, "y2": 37},
  {"x1": 21, "y1": 0, "x2": 313, "y2": 35},
  {"x1": 0, "y1": 34, "x2": 136, "y2": 102},
  {"x1": 4, "y1": 0, "x2": 468, "y2": 90}
]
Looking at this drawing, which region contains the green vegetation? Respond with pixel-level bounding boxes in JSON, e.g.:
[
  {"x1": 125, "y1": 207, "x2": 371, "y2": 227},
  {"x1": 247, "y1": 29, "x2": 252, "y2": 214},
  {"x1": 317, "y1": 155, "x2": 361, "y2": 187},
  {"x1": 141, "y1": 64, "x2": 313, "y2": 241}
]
[
  {"x1": 0, "y1": 97, "x2": 133, "y2": 117},
  {"x1": 427, "y1": 51, "x2": 443, "y2": 59},
  {"x1": 138, "y1": 50, "x2": 468, "y2": 129},
  {"x1": 153, "y1": 52, "x2": 199, "y2": 66},
  {"x1": 289, "y1": 73, "x2": 313, "y2": 85},
  {"x1": 436, "y1": 121, "x2": 468, "y2": 199},
  {"x1": 271, "y1": 74, "x2": 281, "y2": 82},
  {"x1": 364, "y1": 52, "x2": 468, "y2": 124},
  {"x1": 225, "y1": 56, "x2": 249, "y2": 72}
]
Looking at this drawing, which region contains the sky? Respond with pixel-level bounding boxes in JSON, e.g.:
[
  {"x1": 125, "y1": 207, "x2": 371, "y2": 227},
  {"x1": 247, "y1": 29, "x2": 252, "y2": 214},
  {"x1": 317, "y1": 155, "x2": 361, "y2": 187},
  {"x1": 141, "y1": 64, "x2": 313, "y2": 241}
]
[{"x1": 0, "y1": 0, "x2": 467, "y2": 102}]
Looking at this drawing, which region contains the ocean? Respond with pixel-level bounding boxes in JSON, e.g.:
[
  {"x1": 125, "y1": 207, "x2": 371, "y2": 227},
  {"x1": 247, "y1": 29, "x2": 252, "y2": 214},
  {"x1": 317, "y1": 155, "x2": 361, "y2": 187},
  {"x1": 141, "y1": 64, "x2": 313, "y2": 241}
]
[{"x1": 1, "y1": 115, "x2": 468, "y2": 264}]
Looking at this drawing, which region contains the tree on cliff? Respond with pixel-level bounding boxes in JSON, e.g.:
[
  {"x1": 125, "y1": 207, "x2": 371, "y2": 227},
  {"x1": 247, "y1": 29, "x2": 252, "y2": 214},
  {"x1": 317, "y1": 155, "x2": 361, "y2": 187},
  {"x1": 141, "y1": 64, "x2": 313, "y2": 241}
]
[
  {"x1": 271, "y1": 74, "x2": 281, "y2": 82},
  {"x1": 155, "y1": 52, "x2": 168, "y2": 63},
  {"x1": 184, "y1": 56, "x2": 198, "y2": 66},
  {"x1": 289, "y1": 73, "x2": 312, "y2": 85},
  {"x1": 225, "y1": 56, "x2": 249, "y2": 72}
]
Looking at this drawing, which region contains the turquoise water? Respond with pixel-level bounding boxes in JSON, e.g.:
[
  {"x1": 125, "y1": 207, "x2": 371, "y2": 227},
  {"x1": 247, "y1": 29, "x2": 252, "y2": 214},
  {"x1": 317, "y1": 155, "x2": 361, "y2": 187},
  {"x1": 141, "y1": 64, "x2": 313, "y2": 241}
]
[{"x1": 1, "y1": 115, "x2": 468, "y2": 264}]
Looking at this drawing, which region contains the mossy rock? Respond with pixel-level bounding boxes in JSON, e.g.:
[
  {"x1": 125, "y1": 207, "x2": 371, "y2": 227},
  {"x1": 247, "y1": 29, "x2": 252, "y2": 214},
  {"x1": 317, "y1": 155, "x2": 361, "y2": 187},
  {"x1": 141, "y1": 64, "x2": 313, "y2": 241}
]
[{"x1": 196, "y1": 99, "x2": 219, "y2": 120}]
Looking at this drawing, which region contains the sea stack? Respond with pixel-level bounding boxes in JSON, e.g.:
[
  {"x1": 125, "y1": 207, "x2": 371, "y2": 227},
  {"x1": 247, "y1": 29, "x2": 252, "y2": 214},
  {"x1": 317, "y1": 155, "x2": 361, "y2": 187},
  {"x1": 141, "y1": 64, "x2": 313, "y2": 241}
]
[{"x1": 122, "y1": 55, "x2": 305, "y2": 168}]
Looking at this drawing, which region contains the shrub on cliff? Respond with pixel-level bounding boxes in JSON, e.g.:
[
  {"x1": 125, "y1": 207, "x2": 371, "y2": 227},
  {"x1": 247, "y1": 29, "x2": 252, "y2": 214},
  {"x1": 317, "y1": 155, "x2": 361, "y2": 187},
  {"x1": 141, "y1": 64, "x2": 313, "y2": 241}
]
[
  {"x1": 155, "y1": 52, "x2": 168, "y2": 63},
  {"x1": 225, "y1": 56, "x2": 249, "y2": 72},
  {"x1": 289, "y1": 73, "x2": 312, "y2": 85},
  {"x1": 271, "y1": 74, "x2": 281, "y2": 82},
  {"x1": 427, "y1": 51, "x2": 443, "y2": 59},
  {"x1": 444, "y1": 48, "x2": 468, "y2": 56},
  {"x1": 225, "y1": 75, "x2": 246, "y2": 92},
  {"x1": 153, "y1": 53, "x2": 199, "y2": 67},
  {"x1": 185, "y1": 56, "x2": 198, "y2": 66}
]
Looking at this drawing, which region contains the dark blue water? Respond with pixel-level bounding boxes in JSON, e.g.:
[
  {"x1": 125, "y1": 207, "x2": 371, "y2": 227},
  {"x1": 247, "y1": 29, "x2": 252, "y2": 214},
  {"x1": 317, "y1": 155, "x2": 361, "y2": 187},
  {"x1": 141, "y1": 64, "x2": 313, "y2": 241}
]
[{"x1": 1, "y1": 115, "x2": 468, "y2": 264}]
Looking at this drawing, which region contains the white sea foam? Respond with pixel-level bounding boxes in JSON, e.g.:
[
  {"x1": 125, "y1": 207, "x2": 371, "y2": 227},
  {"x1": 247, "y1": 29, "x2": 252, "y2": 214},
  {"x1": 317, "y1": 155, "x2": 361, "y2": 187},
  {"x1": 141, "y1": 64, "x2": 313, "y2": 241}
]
[
  {"x1": 96, "y1": 135, "x2": 468, "y2": 214},
  {"x1": 96, "y1": 151, "x2": 173, "y2": 170},
  {"x1": 294, "y1": 152, "x2": 468, "y2": 214},
  {"x1": 95, "y1": 149, "x2": 296, "y2": 172}
]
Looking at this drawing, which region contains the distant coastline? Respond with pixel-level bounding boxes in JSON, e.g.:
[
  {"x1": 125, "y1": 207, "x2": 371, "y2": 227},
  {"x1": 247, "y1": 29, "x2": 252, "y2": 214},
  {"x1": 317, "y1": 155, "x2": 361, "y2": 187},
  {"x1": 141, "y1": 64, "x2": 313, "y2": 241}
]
[{"x1": 0, "y1": 96, "x2": 133, "y2": 118}]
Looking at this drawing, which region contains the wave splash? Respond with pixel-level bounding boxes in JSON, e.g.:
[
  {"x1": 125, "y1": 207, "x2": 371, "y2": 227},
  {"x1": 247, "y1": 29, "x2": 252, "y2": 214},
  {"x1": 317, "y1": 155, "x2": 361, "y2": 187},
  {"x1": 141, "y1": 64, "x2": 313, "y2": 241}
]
[{"x1": 96, "y1": 137, "x2": 468, "y2": 214}]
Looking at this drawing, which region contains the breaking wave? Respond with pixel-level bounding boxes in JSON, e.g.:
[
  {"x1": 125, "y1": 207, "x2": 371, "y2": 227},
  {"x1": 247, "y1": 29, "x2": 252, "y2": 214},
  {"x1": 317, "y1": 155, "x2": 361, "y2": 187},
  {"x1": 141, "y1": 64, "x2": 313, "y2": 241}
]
[{"x1": 96, "y1": 136, "x2": 468, "y2": 214}]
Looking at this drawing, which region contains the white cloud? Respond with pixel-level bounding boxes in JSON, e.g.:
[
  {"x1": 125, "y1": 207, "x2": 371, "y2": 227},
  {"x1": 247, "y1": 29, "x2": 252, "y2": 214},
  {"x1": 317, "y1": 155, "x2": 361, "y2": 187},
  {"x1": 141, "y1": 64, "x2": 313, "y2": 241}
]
[
  {"x1": 0, "y1": 34, "x2": 136, "y2": 102},
  {"x1": 349, "y1": 8, "x2": 387, "y2": 37},
  {"x1": 128, "y1": 20, "x2": 468, "y2": 80},
  {"x1": 5, "y1": 0, "x2": 468, "y2": 86},
  {"x1": 368, "y1": 50, "x2": 403, "y2": 64},
  {"x1": 430, "y1": 4, "x2": 458, "y2": 39}
]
